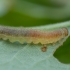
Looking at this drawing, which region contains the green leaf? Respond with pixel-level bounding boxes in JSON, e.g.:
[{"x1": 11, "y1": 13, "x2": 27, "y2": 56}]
[
  {"x1": 0, "y1": 21, "x2": 70, "y2": 70},
  {"x1": 0, "y1": 0, "x2": 70, "y2": 27},
  {"x1": 0, "y1": 0, "x2": 13, "y2": 17}
]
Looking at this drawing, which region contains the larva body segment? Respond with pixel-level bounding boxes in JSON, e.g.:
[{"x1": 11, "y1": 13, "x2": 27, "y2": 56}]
[{"x1": 0, "y1": 26, "x2": 68, "y2": 44}]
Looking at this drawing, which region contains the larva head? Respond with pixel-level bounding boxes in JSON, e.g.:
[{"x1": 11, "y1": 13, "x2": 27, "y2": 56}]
[{"x1": 62, "y1": 28, "x2": 68, "y2": 36}]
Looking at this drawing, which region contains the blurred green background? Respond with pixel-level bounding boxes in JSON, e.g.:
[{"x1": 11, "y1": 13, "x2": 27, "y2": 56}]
[{"x1": 0, "y1": 0, "x2": 70, "y2": 63}]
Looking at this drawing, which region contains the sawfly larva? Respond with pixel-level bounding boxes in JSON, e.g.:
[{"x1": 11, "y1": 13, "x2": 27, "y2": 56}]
[{"x1": 0, "y1": 26, "x2": 68, "y2": 45}]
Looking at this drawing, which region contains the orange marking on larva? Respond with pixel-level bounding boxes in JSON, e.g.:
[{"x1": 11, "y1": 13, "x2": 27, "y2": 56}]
[{"x1": 0, "y1": 26, "x2": 68, "y2": 44}]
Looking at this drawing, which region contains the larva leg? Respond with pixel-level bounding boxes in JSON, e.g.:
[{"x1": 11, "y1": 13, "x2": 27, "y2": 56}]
[{"x1": 41, "y1": 45, "x2": 47, "y2": 52}]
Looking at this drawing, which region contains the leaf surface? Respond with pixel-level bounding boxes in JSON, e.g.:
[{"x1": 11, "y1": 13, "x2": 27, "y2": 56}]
[{"x1": 0, "y1": 22, "x2": 70, "y2": 70}]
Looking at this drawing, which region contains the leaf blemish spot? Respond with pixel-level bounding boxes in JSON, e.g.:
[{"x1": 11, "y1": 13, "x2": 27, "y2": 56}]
[{"x1": 41, "y1": 45, "x2": 47, "y2": 52}]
